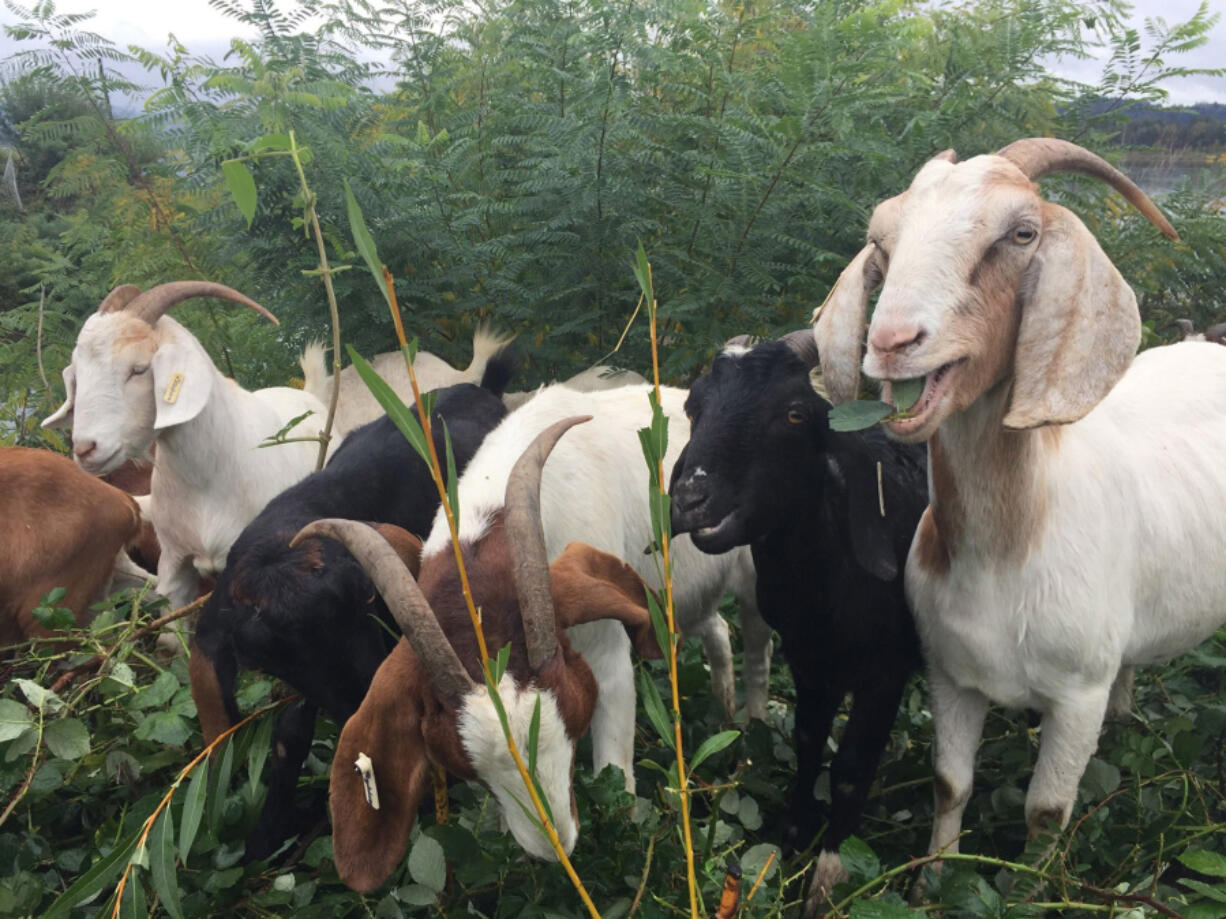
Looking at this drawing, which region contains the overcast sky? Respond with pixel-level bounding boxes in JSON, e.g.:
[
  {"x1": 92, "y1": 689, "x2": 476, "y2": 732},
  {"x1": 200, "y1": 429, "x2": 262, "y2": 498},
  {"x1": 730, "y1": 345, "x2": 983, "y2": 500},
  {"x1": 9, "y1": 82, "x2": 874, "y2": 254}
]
[{"x1": 1, "y1": 0, "x2": 1223, "y2": 105}]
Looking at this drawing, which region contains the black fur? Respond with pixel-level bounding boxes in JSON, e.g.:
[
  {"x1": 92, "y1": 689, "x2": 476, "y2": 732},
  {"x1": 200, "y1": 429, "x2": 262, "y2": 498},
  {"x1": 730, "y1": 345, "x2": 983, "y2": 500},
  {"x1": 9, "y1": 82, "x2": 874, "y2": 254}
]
[
  {"x1": 669, "y1": 339, "x2": 927, "y2": 857},
  {"x1": 193, "y1": 353, "x2": 513, "y2": 861}
]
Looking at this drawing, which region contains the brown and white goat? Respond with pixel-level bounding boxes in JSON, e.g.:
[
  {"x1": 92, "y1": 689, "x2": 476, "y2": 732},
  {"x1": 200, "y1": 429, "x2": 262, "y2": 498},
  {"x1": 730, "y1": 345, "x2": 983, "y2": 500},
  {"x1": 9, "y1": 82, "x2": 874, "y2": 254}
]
[
  {"x1": 815, "y1": 139, "x2": 1226, "y2": 866},
  {"x1": 295, "y1": 417, "x2": 659, "y2": 893},
  {"x1": 0, "y1": 446, "x2": 143, "y2": 648}
]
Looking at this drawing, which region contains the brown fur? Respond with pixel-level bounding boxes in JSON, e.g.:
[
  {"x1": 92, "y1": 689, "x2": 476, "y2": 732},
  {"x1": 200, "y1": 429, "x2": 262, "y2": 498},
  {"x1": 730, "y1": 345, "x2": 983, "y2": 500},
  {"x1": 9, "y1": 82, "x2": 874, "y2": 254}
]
[
  {"x1": 189, "y1": 642, "x2": 234, "y2": 746},
  {"x1": 0, "y1": 447, "x2": 140, "y2": 650},
  {"x1": 102, "y1": 457, "x2": 161, "y2": 573},
  {"x1": 328, "y1": 518, "x2": 655, "y2": 892}
]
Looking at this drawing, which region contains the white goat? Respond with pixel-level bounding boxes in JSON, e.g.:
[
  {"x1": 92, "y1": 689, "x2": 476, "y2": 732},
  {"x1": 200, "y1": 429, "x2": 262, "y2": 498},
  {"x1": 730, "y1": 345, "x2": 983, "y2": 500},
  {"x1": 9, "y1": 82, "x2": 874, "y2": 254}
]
[
  {"x1": 300, "y1": 327, "x2": 515, "y2": 436},
  {"x1": 43, "y1": 282, "x2": 328, "y2": 611},
  {"x1": 814, "y1": 138, "x2": 1226, "y2": 863},
  {"x1": 421, "y1": 383, "x2": 769, "y2": 783}
]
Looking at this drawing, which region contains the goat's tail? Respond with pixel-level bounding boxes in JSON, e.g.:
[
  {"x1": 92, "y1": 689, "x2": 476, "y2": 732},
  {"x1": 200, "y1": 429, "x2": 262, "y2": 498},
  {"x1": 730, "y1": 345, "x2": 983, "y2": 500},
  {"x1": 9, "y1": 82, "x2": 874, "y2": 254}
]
[
  {"x1": 299, "y1": 341, "x2": 330, "y2": 406},
  {"x1": 463, "y1": 325, "x2": 516, "y2": 383},
  {"x1": 189, "y1": 630, "x2": 242, "y2": 749}
]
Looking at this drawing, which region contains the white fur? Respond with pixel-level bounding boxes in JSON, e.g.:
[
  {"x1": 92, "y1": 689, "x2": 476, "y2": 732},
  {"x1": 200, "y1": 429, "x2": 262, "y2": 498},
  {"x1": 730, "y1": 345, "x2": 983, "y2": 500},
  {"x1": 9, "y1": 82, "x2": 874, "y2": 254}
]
[
  {"x1": 301, "y1": 327, "x2": 514, "y2": 436},
  {"x1": 422, "y1": 384, "x2": 767, "y2": 792},
  {"x1": 48, "y1": 312, "x2": 328, "y2": 609},
  {"x1": 457, "y1": 673, "x2": 578, "y2": 860}
]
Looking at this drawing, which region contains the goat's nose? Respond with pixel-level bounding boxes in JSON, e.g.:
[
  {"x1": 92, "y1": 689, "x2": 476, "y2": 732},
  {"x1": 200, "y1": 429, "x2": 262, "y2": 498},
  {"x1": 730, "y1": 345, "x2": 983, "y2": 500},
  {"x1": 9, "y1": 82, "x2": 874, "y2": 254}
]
[
  {"x1": 869, "y1": 320, "x2": 925, "y2": 355},
  {"x1": 74, "y1": 439, "x2": 97, "y2": 460},
  {"x1": 672, "y1": 480, "x2": 709, "y2": 515}
]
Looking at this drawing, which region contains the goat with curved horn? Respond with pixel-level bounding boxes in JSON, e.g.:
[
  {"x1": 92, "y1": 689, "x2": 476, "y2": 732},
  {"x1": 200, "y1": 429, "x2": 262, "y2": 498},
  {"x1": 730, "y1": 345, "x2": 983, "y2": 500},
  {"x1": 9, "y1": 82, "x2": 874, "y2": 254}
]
[
  {"x1": 504, "y1": 415, "x2": 593, "y2": 670},
  {"x1": 997, "y1": 137, "x2": 1178, "y2": 241},
  {"x1": 293, "y1": 518, "x2": 476, "y2": 698}
]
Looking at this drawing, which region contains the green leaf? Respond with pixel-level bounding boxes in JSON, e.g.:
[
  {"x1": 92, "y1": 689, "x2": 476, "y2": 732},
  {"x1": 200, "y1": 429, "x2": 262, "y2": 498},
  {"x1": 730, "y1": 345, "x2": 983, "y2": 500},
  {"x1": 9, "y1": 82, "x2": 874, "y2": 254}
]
[
  {"x1": 345, "y1": 177, "x2": 391, "y2": 310},
  {"x1": 889, "y1": 378, "x2": 924, "y2": 411},
  {"x1": 179, "y1": 759, "x2": 208, "y2": 863},
  {"x1": 117, "y1": 872, "x2": 146, "y2": 919},
  {"x1": 14, "y1": 678, "x2": 63, "y2": 714},
  {"x1": 0, "y1": 699, "x2": 33, "y2": 742},
  {"x1": 150, "y1": 807, "x2": 185, "y2": 919},
  {"x1": 632, "y1": 241, "x2": 653, "y2": 307},
  {"x1": 850, "y1": 901, "x2": 924, "y2": 919},
  {"x1": 1181, "y1": 849, "x2": 1226, "y2": 879},
  {"x1": 636, "y1": 669, "x2": 674, "y2": 750},
  {"x1": 346, "y1": 346, "x2": 430, "y2": 464},
  {"x1": 528, "y1": 694, "x2": 542, "y2": 781},
  {"x1": 408, "y1": 833, "x2": 446, "y2": 893},
  {"x1": 741, "y1": 843, "x2": 781, "y2": 885},
  {"x1": 247, "y1": 712, "x2": 275, "y2": 796},
  {"x1": 839, "y1": 836, "x2": 880, "y2": 882},
  {"x1": 43, "y1": 718, "x2": 90, "y2": 760},
  {"x1": 222, "y1": 160, "x2": 257, "y2": 227},
  {"x1": 208, "y1": 739, "x2": 235, "y2": 833},
  {"x1": 489, "y1": 643, "x2": 511, "y2": 685},
  {"x1": 646, "y1": 589, "x2": 672, "y2": 661},
  {"x1": 828, "y1": 400, "x2": 894, "y2": 432},
  {"x1": 1179, "y1": 878, "x2": 1226, "y2": 903},
  {"x1": 443, "y1": 420, "x2": 460, "y2": 520},
  {"x1": 689, "y1": 730, "x2": 739, "y2": 773},
  {"x1": 250, "y1": 133, "x2": 291, "y2": 153},
  {"x1": 43, "y1": 828, "x2": 141, "y2": 919}
]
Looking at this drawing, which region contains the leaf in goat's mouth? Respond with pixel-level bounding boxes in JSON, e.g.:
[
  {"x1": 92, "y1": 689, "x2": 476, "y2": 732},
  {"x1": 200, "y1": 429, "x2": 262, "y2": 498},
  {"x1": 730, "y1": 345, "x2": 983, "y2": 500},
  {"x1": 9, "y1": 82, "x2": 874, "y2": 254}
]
[
  {"x1": 827, "y1": 377, "x2": 925, "y2": 432},
  {"x1": 890, "y1": 377, "x2": 924, "y2": 412}
]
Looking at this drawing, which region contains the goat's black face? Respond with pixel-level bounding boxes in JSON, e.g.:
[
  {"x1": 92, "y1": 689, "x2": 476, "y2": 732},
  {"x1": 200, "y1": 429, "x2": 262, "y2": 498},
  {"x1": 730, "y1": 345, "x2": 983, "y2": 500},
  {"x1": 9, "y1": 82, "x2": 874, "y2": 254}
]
[{"x1": 670, "y1": 341, "x2": 828, "y2": 555}]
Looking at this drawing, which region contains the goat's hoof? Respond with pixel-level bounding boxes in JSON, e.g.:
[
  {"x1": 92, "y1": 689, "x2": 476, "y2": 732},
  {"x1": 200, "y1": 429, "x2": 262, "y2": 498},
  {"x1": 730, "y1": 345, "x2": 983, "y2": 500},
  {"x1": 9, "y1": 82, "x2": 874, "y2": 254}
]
[
  {"x1": 155, "y1": 628, "x2": 188, "y2": 658},
  {"x1": 803, "y1": 851, "x2": 849, "y2": 916}
]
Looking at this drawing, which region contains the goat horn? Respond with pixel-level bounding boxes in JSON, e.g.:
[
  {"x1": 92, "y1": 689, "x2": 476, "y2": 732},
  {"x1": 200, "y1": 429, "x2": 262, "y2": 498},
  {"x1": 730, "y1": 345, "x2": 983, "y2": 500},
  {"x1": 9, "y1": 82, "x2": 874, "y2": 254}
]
[
  {"x1": 124, "y1": 281, "x2": 280, "y2": 327},
  {"x1": 997, "y1": 138, "x2": 1179, "y2": 241},
  {"x1": 779, "y1": 329, "x2": 819, "y2": 368},
  {"x1": 292, "y1": 519, "x2": 476, "y2": 698},
  {"x1": 97, "y1": 284, "x2": 144, "y2": 314},
  {"x1": 504, "y1": 415, "x2": 592, "y2": 671}
]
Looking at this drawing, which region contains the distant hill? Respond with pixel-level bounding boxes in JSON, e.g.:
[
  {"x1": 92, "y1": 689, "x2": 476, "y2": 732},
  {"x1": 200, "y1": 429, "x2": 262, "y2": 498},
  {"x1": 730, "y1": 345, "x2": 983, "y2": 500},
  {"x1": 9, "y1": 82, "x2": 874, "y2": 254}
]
[{"x1": 1085, "y1": 99, "x2": 1226, "y2": 150}]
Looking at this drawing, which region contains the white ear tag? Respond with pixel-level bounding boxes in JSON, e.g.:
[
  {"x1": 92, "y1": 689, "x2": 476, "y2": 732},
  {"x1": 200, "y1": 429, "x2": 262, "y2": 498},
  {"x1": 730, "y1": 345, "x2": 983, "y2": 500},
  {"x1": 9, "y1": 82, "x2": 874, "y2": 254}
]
[
  {"x1": 163, "y1": 372, "x2": 185, "y2": 404},
  {"x1": 354, "y1": 752, "x2": 380, "y2": 810}
]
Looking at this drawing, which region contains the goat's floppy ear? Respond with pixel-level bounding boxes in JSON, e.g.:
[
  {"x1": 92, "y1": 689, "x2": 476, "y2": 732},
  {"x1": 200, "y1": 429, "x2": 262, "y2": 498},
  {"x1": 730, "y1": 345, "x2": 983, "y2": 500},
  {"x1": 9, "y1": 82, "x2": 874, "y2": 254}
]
[
  {"x1": 826, "y1": 450, "x2": 899, "y2": 582},
  {"x1": 1005, "y1": 203, "x2": 1141, "y2": 429},
  {"x1": 151, "y1": 333, "x2": 216, "y2": 430},
  {"x1": 549, "y1": 542, "x2": 662, "y2": 660},
  {"x1": 813, "y1": 244, "x2": 877, "y2": 404},
  {"x1": 369, "y1": 524, "x2": 423, "y2": 578},
  {"x1": 42, "y1": 364, "x2": 76, "y2": 429},
  {"x1": 330, "y1": 642, "x2": 431, "y2": 893}
]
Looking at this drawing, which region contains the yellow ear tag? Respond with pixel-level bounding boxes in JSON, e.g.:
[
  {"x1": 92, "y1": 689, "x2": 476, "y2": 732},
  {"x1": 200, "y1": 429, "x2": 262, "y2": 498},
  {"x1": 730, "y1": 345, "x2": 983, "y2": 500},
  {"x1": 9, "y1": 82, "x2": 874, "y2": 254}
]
[{"x1": 163, "y1": 372, "x2": 185, "y2": 404}]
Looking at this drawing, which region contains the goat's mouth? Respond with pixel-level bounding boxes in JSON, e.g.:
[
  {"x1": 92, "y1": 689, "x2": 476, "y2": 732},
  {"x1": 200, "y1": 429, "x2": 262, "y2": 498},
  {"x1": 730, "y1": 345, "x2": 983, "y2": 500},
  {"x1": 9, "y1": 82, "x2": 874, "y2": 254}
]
[
  {"x1": 687, "y1": 509, "x2": 747, "y2": 554},
  {"x1": 880, "y1": 359, "x2": 965, "y2": 439},
  {"x1": 77, "y1": 447, "x2": 125, "y2": 477}
]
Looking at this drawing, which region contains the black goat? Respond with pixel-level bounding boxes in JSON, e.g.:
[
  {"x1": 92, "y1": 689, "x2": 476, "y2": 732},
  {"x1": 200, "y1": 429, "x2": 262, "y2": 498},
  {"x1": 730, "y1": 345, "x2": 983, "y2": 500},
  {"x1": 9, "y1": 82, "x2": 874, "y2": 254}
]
[
  {"x1": 189, "y1": 361, "x2": 512, "y2": 861},
  {"x1": 669, "y1": 332, "x2": 927, "y2": 908}
]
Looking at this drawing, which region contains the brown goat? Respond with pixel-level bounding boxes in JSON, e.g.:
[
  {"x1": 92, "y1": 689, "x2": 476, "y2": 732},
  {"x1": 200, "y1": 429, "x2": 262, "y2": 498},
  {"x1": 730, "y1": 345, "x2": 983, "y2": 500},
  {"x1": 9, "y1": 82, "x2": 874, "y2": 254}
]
[
  {"x1": 0, "y1": 446, "x2": 142, "y2": 648},
  {"x1": 296, "y1": 417, "x2": 661, "y2": 893}
]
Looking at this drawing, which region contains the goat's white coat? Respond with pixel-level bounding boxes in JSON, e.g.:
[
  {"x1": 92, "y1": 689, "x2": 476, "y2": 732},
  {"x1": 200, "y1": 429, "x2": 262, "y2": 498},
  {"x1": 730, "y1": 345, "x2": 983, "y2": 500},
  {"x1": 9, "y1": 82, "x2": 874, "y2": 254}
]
[
  {"x1": 423, "y1": 384, "x2": 766, "y2": 793},
  {"x1": 457, "y1": 674, "x2": 578, "y2": 859},
  {"x1": 52, "y1": 312, "x2": 328, "y2": 608}
]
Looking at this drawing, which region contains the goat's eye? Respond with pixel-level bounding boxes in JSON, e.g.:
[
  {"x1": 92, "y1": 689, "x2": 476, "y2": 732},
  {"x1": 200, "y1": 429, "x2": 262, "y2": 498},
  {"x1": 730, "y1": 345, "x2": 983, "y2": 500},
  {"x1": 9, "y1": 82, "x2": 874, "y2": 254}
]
[
  {"x1": 1011, "y1": 226, "x2": 1037, "y2": 245},
  {"x1": 787, "y1": 408, "x2": 804, "y2": 425},
  {"x1": 129, "y1": 364, "x2": 149, "y2": 378}
]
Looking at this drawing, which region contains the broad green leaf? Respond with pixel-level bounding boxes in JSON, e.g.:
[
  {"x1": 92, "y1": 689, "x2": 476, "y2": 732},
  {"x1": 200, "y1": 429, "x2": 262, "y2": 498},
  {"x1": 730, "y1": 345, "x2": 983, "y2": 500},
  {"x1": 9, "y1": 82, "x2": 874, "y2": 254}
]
[
  {"x1": 828, "y1": 400, "x2": 894, "y2": 432},
  {"x1": 221, "y1": 160, "x2": 257, "y2": 227},
  {"x1": 399, "y1": 884, "x2": 440, "y2": 906},
  {"x1": 408, "y1": 833, "x2": 446, "y2": 893},
  {"x1": 346, "y1": 346, "x2": 429, "y2": 464},
  {"x1": 117, "y1": 873, "x2": 146, "y2": 919},
  {"x1": 737, "y1": 794, "x2": 763, "y2": 830},
  {"x1": 889, "y1": 378, "x2": 924, "y2": 411},
  {"x1": 43, "y1": 828, "x2": 141, "y2": 919},
  {"x1": 345, "y1": 178, "x2": 391, "y2": 310},
  {"x1": 250, "y1": 133, "x2": 291, "y2": 153},
  {"x1": 1181, "y1": 849, "x2": 1226, "y2": 879},
  {"x1": 150, "y1": 808, "x2": 185, "y2": 919},
  {"x1": 15, "y1": 678, "x2": 63, "y2": 714},
  {"x1": 689, "y1": 730, "x2": 739, "y2": 773},
  {"x1": 43, "y1": 718, "x2": 90, "y2": 760},
  {"x1": 0, "y1": 699, "x2": 33, "y2": 742},
  {"x1": 839, "y1": 836, "x2": 880, "y2": 882},
  {"x1": 179, "y1": 759, "x2": 208, "y2": 862},
  {"x1": 850, "y1": 901, "x2": 924, "y2": 919},
  {"x1": 636, "y1": 669, "x2": 673, "y2": 750},
  {"x1": 1178, "y1": 878, "x2": 1226, "y2": 903},
  {"x1": 741, "y1": 843, "x2": 781, "y2": 885}
]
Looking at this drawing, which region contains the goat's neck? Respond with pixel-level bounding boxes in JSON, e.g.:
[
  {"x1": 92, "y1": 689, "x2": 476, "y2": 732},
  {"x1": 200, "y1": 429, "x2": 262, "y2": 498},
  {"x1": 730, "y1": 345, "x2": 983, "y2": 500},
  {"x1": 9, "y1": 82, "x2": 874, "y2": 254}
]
[
  {"x1": 154, "y1": 370, "x2": 265, "y2": 492},
  {"x1": 929, "y1": 383, "x2": 1052, "y2": 562}
]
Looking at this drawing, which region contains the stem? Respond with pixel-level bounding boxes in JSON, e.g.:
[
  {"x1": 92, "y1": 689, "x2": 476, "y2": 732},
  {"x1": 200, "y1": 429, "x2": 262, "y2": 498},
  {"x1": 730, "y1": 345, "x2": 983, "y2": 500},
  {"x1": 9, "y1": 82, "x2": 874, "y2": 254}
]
[
  {"x1": 287, "y1": 130, "x2": 343, "y2": 472},
  {"x1": 35, "y1": 283, "x2": 50, "y2": 408},
  {"x1": 380, "y1": 271, "x2": 601, "y2": 919}
]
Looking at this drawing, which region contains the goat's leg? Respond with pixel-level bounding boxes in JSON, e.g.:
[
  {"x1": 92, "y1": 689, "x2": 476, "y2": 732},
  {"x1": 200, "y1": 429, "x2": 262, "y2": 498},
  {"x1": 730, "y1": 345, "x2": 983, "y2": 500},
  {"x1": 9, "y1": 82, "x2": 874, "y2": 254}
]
[
  {"x1": 1025, "y1": 686, "x2": 1111, "y2": 838},
  {"x1": 155, "y1": 554, "x2": 201, "y2": 656},
  {"x1": 244, "y1": 699, "x2": 319, "y2": 863},
  {"x1": 688, "y1": 612, "x2": 736, "y2": 718},
  {"x1": 569, "y1": 620, "x2": 637, "y2": 793},
  {"x1": 806, "y1": 670, "x2": 909, "y2": 911},
  {"x1": 927, "y1": 671, "x2": 988, "y2": 858},
  {"x1": 783, "y1": 670, "x2": 840, "y2": 856},
  {"x1": 1106, "y1": 667, "x2": 1134, "y2": 719},
  {"x1": 735, "y1": 587, "x2": 772, "y2": 721}
]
